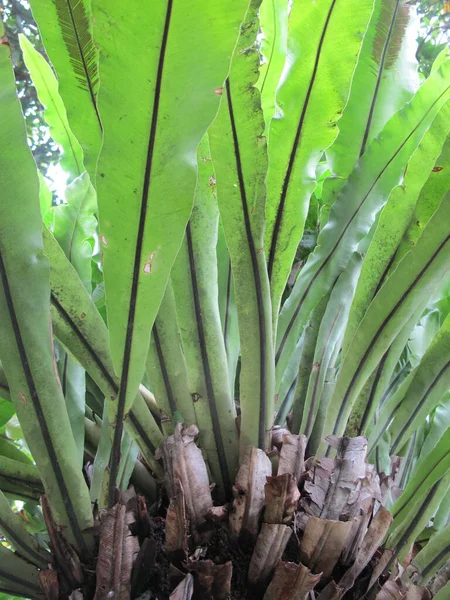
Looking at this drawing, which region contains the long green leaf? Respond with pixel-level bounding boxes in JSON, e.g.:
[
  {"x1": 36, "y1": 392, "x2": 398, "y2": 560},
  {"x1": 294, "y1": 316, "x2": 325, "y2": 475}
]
[
  {"x1": 318, "y1": 190, "x2": 450, "y2": 454},
  {"x1": 209, "y1": 0, "x2": 274, "y2": 453},
  {"x1": 43, "y1": 227, "x2": 116, "y2": 398},
  {"x1": 395, "y1": 133, "x2": 450, "y2": 264},
  {"x1": 356, "y1": 335, "x2": 412, "y2": 439},
  {"x1": 29, "y1": 0, "x2": 101, "y2": 176},
  {"x1": 43, "y1": 227, "x2": 163, "y2": 477},
  {"x1": 290, "y1": 292, "x2": 329, "y2": 436},
  {"x1": 368, "y1": 311, "x2": 450, "y2": 455},
  {"x1": 92, "y1": 0, "x2": 248, "y2": 502},
  {"x1": 0, "y1": 490, "x2": 49, "y2": 570},
  {"x1": 0, "y1": 544, "x2": 43, "y2": 600},
  {"x1": 387, "y1": 473, "x2": 450, "y2": 562},
  {"x1": 413, "y1": 520, "x2": 450, "y2": 585},
  {"x1": 276, "y1": 59, "x2": 450, "y2": 389},
  {"x1": 297, "y1": 253, "x2": 362, "y2": 439},
  {"x1": 56, "y1": 342, "x2": 85, "y2": 469},
  {"x1": 326, "y1": 0, "x2": 419, "y2": 181},
  {"x1": 0, "y1": 26, "x2": 93, "y2": 554},
  {"x1": 146, "y1": 281, "x2": 196, "y2": 429},
  {"x1": 343, "y1": 107, "x2": 450, "y2": 355},
  {"x1": 171, "y1": 137, "x2": 238, "y2": 497},
  {"x1": 265, "y1": 0, "x2": 374, "y2": 324},
  {"x1": 0, "y1": 456, "x2": 43, "y2": 496},
  {"x1": 388, "y1": 427, "x2": 450, "y2": 524}
]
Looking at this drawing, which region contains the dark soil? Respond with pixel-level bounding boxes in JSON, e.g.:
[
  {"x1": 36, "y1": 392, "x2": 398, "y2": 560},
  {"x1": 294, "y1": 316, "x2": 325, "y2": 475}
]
[
  {"x1": 136, "y1": 509, "x2": 309, "y2": 600},
  {"x1": 138, "y1": 516, "x2": 255, "y2": 599}
]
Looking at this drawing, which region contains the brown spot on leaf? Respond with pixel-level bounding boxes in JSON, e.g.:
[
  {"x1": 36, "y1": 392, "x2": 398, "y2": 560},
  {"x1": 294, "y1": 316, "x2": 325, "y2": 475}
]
[
  {"x1": 143, "y1": 252, "x2": 156, "y2": 275},
  {"x1": 433, "y1": 166, "x2": 443, "y2": 172},
  {"x1": 100, "y1": 234, "x2": 108, "y2": 246},
  {"x1": 80, "y1": 312, "x2": 86, "y2": 319},
  {"x1": 19, "y1": 392, "x2": 27, "y2": 405},
  {"x1": 214, "y1": 87, "x2": 223, "y2": 95},
  {"x1": 0, "y1": 35, "x2": 10, "y2": 47}
]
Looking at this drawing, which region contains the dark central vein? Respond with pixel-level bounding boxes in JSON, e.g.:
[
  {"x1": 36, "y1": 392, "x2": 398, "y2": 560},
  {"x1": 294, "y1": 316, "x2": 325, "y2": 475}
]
[
  {"x1": 226, "y1": 78, "x2": 268, "y2": 449},
  {"x1": 0, "y1": 250, "x2": 87, "y2": 555},
  {"x1": 359, "y1": 0, "x2": 401, "y2": 157},
  {"x1": 223, "y1": 261, "x2": 232, "y2": 354},
  {"x1": 153, "y1": 324, "x2": 176, "y2": 414},
  {"x1": 108, "y1": 0, "x2": 173, "y2": 507},
  {"x1": 50, "y1": 292, "x2": 118, "y2": 393},
  {"x1": 332, "y1": 233, "x2": 450, "y2": 439},
  {"x1": 51, "y1": 292, "x2": 156, "y2": 455},
  {"x1": 391, "y1": 357, "x2": 450, "y2": 452},
  {"x1": 64, "y1": 0, "x2": 102, "y2": 128},
  {"x1": 267, "y1": 0, "x2": 338, "y2": 281},
  {"x1": 0, "y1": 516, "x2": 47, "y2": 568},
  {"x1": 276, "y1": 84, "x2": 450, "y2": 368},
  {"x1": 185, "y1": 223, "x2": 231, "y2": 497}
]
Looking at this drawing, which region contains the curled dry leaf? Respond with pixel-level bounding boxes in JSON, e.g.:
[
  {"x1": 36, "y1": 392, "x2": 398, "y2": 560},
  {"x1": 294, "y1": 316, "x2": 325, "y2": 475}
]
[
  {"x1": 158, "y1": 424, "x2": 213, "y2": 545},
  {"x1": 39, "y1": 569, "x2": 59, "y2": 600},
  {"x1": 338, "y1": 506, "x2": 393, "y2": 595},
  {"x1": 316, "y1": 580, "x2": 344, "y2": 600},
  {"x1": 299, "y1": 516, "x2": 353, "y2": 578},
  {"x1": 405, "y1": 586, "x2": 432, "y2": 600},
  {"x1": 321, "y1": 436, "x2": 368, "y2": 520},
  {"x1": 302, "y1": 457, "x2": 335, "y2": 517},
  {"x1": 375, "y1": 580, "x2": 406, "y2": 600},
  {"x1": 369, "y1": 548, "x2": 395, "y2": 591},
  {"x1": 206, "y1": 505, "x2": 229, "y2": 522},
  {"x1": 248, "y1": 523, "x2": 292, "y2": 585},
  {"x1": 271, "y1": 427, "x2": 290, "y2": 450},
  {"x1": 130, "y1": 537, "x2": 157, "y2": 598},
  {"x1": 340, "y1": 514, "x2": 371, "y2": 567},
  {"x1": 94, "y1": 503, "x2": 139, "y2": 600},
  {"x1": 431, "y1": 563, "x2": 450, "y2": 595},
  {"x1": 41, "y1": 495, "x2": 83, "y2": 591},
  {"x1": 187, "y1": 559, "x2": 232, "y2": 600},
  {"x1": 230, "y1": 447, "x2": 272, "y2": 539},
  {"x1": 277, "y1": 432, "x2": 307, "y2": 484},
  {"x1": 165, "y1": 480, "x2": 189, "y2": 554},
  {"x1": 169, "y1": 573, "x2": 194, "y2": 600},
  {"x1": 264, "y1": 474, "x2": 300, "y2": 524},
  {"x1": 264, "y1": 561, "x2": 321, "y2": 600}
]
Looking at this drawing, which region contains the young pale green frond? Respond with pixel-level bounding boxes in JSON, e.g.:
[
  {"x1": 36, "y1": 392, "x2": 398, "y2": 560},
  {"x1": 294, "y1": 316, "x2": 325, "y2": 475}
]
[
  {"x1": 217, "y1": 222, "x2": 240, "y2": 396},
  {"x1": 19, "y1": 33, "x2": 84, "y2": 179},
  {"x1": 257, "y1": 0, "x2": 289, "y2": 133}
]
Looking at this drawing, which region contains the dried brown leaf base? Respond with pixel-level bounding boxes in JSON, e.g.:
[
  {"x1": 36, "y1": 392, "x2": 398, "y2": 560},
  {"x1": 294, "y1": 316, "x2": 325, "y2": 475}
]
[{"x1": 59, "y1": 427, "x2": 438, "y2": 600}]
